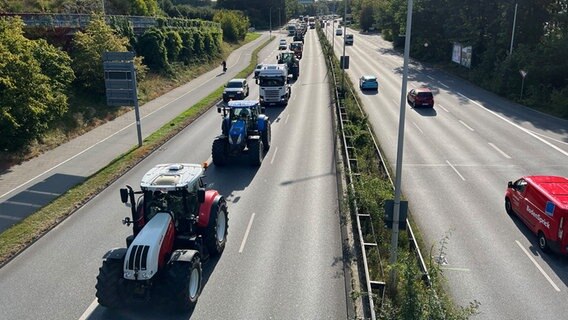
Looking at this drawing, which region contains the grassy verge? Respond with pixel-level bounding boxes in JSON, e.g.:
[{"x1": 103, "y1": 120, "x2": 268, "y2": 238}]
[
  {"x1": 0, "y1": 33, "x2": 273, "y2": 267},
  {"x1": 316, "y1": 26, "x2": 479, "y2": 319}
]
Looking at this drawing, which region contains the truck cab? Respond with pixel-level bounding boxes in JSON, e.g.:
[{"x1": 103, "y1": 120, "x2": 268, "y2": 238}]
[{"x1": 257, "y1": 64, "x2": 291, "y2": 107}]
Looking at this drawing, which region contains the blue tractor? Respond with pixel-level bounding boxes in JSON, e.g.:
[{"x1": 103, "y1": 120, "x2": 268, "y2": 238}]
[{"x1": 212, "y1": 100, "x2": 271, "y2": 166}]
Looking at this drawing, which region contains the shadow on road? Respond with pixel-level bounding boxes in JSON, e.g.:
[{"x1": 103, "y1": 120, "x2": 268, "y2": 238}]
[{"x1": 0, "y1": 173, "x2": 84, "y2": 232}]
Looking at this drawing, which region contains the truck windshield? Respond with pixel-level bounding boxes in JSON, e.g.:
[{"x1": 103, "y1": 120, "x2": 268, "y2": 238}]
[{"x1": 259, "y1": 77, "x2": 285, "y2": 86}]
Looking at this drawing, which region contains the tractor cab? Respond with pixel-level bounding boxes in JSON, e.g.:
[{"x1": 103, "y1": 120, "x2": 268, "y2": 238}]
[{"x1": 122, "y1": 163, "x2": 206, "y2": 235}]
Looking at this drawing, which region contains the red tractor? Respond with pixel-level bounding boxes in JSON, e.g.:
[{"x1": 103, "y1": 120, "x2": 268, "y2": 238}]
[{"x1": 95, "y1": 163, "x2": 228, "y2": 311}]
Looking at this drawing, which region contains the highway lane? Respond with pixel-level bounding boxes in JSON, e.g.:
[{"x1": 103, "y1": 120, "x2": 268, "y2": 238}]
[
  {"x1": 0, "y1": 28, "x2": 348, "y2": 319},
  {"x1": 324, "y1": 23, "x2": 568, "y2": 319}
]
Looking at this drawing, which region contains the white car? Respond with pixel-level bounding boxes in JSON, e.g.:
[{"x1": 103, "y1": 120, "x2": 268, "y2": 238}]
[{"x1": 278, "y1": 39, "x2": 287, "y2": 50}]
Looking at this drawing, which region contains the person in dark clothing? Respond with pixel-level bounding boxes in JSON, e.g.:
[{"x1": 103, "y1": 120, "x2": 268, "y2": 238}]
[{"x1": 222, "y1": 60, "x2": 227, "y2": 72}]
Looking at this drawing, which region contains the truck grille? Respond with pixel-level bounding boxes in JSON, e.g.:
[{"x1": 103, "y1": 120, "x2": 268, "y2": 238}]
[
  {"x1": 126, "y1": 245, "x2": 149, "y2": 271},
  {"x1": 264, "y1": 89, "x2": 280, "y2": 101}
]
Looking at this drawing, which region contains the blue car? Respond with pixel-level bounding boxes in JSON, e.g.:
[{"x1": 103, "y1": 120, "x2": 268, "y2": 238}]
[{"x1": 359, "y1": 75, "x2": 378, "y2": 91}]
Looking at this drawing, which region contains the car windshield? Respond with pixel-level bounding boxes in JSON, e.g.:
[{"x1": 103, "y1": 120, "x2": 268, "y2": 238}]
[
  {"x1": 259, "y1": 77, "x2": 285, "y2": 86},
  {"x1": 227, "y1": 81, "x2": 243, "y2": 88},
  {"x1": 417, "y1": 92, "x2": 432, "y2": 98}
]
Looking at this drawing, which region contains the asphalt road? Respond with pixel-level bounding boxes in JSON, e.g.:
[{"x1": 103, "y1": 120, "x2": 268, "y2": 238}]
[
  {"x1": 0, "y1": 29, "x2": 349, "y2": 320},
  {"x1": 324, "y1": 22, "x2": 568, "y2": 319}
]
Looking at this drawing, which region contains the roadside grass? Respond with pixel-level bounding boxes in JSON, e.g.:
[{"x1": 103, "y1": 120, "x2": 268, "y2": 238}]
[
  {"x1": 0, "y1": 33, "x2": 272, "y2": 267},
  {"x1": 316, "y1": 26, "x2": 479, "y2": 319}
]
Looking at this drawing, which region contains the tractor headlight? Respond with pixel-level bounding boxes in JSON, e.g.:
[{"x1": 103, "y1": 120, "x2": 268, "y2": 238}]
[{"x1": 124, "y1": 271, "x2": 133, "y2": 278}]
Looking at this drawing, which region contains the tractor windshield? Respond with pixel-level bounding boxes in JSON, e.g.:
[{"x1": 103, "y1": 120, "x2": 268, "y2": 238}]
[
  {"x1": 231, "y1": 108, "x2": 251, "y2": 121},
  {"x1": 144, "y1": 190, "x2": 186, "y2": 221}
]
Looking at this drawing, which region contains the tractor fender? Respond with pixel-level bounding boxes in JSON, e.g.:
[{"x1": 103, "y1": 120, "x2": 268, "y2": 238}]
[
  {"x1": 168, "y1": 249, "x2": 200, "y2": 264},
  {"x1": 257, "y1": 115, "x2": 269, "y2": 132},
  {"x1": 197, "y1": 191, "x2": 222, "y2": 228},
  {"x1": 102, "y1": 247, "x2": 127, "y2": 261}
]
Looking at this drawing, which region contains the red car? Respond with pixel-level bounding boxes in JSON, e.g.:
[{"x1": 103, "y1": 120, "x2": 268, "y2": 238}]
[{"x1": 407, "y1": 87, "x2": 434, "y2": 108}]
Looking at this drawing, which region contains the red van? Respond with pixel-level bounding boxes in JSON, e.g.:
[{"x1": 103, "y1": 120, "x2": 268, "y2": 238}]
[{"x1": 505, "y1": 176, "x2": 568, "y2": 254}]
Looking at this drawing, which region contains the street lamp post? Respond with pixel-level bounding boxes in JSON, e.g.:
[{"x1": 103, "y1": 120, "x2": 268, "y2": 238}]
[
  {"x1": 341, "y1": 0, "x2": 347, "y2": 94},
  {"x1": 269, "y1": 7, "x2": 272, "y2": 37},
  {"x1": 510, "y1": 3, "x2": 518, "y2": 55},
  {"x1": 279, "y1": 8, "x2": 281, "y2": 33},
  {"x1": 390, "y1": 0, "x2": 414, "y2": 289}
]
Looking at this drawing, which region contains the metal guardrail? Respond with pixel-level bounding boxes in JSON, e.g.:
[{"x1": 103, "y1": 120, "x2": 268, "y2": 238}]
[
  {"x1": 319, "y1": 26, "x2": 431, "y2": 318},
  {"x1": 345, "y1": 84, "x2": 431, "y2": 287},
  {"x1": 324, "y1": 41, "x2": 383, "y2": 320}
]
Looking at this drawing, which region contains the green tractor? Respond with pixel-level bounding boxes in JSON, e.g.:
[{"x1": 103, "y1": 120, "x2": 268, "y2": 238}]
[{"x1": 277, "y1": 51, "x2": 300, "y2": 80}]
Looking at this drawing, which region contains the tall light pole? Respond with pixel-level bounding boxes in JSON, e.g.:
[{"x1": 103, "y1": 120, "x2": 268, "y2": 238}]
[
  {"x1": 509, "y1": 3, "x2": 518, "y2": 55},
  {"x1": 390, "y1": 0, "x2": 414, "y2": 286},
  {"x1": 341, "y1": 0, "x2": 347, "y2": 94},
  {"x1": 269, "y1": 7, "x2": 272, "y2": 37}
]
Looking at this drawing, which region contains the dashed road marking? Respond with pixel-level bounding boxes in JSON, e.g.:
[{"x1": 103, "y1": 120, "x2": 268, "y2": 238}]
[
  {"x1": 516, "y1": 240, "x2": 560, "y2": 292},
  {"x1": 488, "y1": 143, "x2": 511, "y2": 159},
  {"x1": 412, "y1": 122, "x2": 424, "y2": 134},
  {"x1": 446, "y1": 160, "x2": 466, "y2": 181},
  {"x1": 270, "y1": 147, "x2": 279, "y2": 164},
  {"x1": 459, "y1": 120, "x2": 475, "y2": 131},
  {"x1": 239, "y1": 213, "x2": 256, "y2": 253}
]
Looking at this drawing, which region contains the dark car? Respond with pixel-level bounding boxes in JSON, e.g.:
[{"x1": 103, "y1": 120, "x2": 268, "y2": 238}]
[
  {"x1": 345, "y1": 34, "x2": 354, "y2": 45},
  {"x1": 223, "y1": 78, "x2": 249, "y2": 103},
  {"x1": 407, "y1": 87, "x2": 434, "y2": 108}
]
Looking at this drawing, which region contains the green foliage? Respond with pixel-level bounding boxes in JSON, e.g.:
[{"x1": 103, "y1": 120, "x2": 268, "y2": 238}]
[
  {"x1": 130, "y1": 0, "x2": 159, "y2": 16},
  {"x1": 71, "y1": 15, "x2": 131, "y2": 94},
  {"x1": 165, "y1": 30, "x2": 183, "y2": 61},
  {"x1": 137, "y1": 27, "x2": 169, "y2": 71},
  {"x1": 213, "y1": 9, "x2": 249, "y2": 43},
  {"x1": 0, "y1": 17, "x2": 74, "y2": 152},
  {"x1": 178, "y1": 30, "x2": 195, "y2": 64}
]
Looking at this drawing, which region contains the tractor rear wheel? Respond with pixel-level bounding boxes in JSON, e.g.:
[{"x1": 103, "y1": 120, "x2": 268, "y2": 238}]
[
  {"x1": 212, "y1": 138, "x2": 228, "y2": 166},
  {"x1": 164, "y1": 256, "x2": 202, "y2": 311},
  {"x1": 248, "y1": 139, "x2": 264, "y2": 166},
  {"x1": 95, "y1": 259, "x2": 124, "y2": 309},
  {"x1": 261, "y1": 121, "x2": 271, "y2": 152},
  {"x1": 205, "y1": 199, "x2": 229, "y2": 256}
]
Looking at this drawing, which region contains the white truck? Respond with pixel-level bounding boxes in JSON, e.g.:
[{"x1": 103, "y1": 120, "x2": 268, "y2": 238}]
[{"x1": 257, "y1": 64, "x2": 291, "y2": 107}]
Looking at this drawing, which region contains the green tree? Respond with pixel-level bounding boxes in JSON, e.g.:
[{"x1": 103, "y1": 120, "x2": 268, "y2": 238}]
[
  {"x1": 165, "y1": 30, "x2": 183, "y2": 61},
  {"x1": 213, "y1": 9, "x2": 249, "y2": 42},
  {"x1": 0, "y1": 17, "x2": 74, "y2": 152},
  {"x1": 130, "y1": 0, "x2": 159, "y2": 16},
  {"x1": 71, "y1": 15, "x2": 131, "y2": 94},
  {"x1": 137, "y1": 27, "x2": 169, "y2": 71}
]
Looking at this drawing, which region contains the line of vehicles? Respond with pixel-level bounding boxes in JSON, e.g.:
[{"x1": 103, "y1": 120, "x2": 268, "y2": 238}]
[
  {"x1": 91, "y1": 21, "x2": 568, "y2": 316},
  {"x1": 93, "y1": 35, "x2": 309, "y2": 313}
]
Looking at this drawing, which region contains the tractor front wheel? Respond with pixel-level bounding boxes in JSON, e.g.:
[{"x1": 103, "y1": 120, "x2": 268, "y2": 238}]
[
  {"x1": 95, "y1": 259, "x2": 124, "y2": 309},
  {"x1": 164, "y1": 256, "x2": 202, "y2": 312},
  {"x1": 248, "y1": 139, "x2": 264, "y2": 166},
  {"x1": 212, "y1": 138, "x2": 228, "y2": 166},
  {"x1": 261, "y1": 121, "x2": 271, "y2": 152}
]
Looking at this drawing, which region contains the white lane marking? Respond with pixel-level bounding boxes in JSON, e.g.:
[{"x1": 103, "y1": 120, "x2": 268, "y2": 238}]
[
  {"x1": 412, "y1": 122, "x2": 424, "y2": 134},
  {"x1": 459, "y1": 120, "x2": 475, "y2": 131},
  {"x1": 515, "y1": 240, "x2": 561, "y2": 292},
  {"x1": 239, "y1": 213, "x2": 256, "y2": 253},
  {"x1": 285, "y1": 114, "x2": 290, "y2": 124},
  {"x1": 270, "y1": 147, "x2": 279, "y2": 164},
  {"x1": 457, "y1": 92, "x2": 568, "y2": 158},
  {"x1": 488, "y1": 142, "x2": 512, "y2": 159},
  {"x1": 529, "y1": 130, "x2": 568, "y2": 146},
  {"x1": 441, "y1": 267, "x2": 471, "y2": 272},
  {"x1": 0, "y1": 214, "x2": 21, "y2": 221},
  {"x1": 78, "y1": 299, "x2": 99, "y2": 320},
  {"x1": 439, "y1": 81, "x2": 449, "y2": 88},
  {"x1": 446, "y1": 160, "x2": 466, "y2": 181},
  {"x1": 457, "y1": 92, "x2": 468, "y2": 100},
  {"x1": 427, "y1": 75, "x2": 435, "y2": 80},
  {"x1": 437, "y1": 104, "x2": 449, "y2": 112}
]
